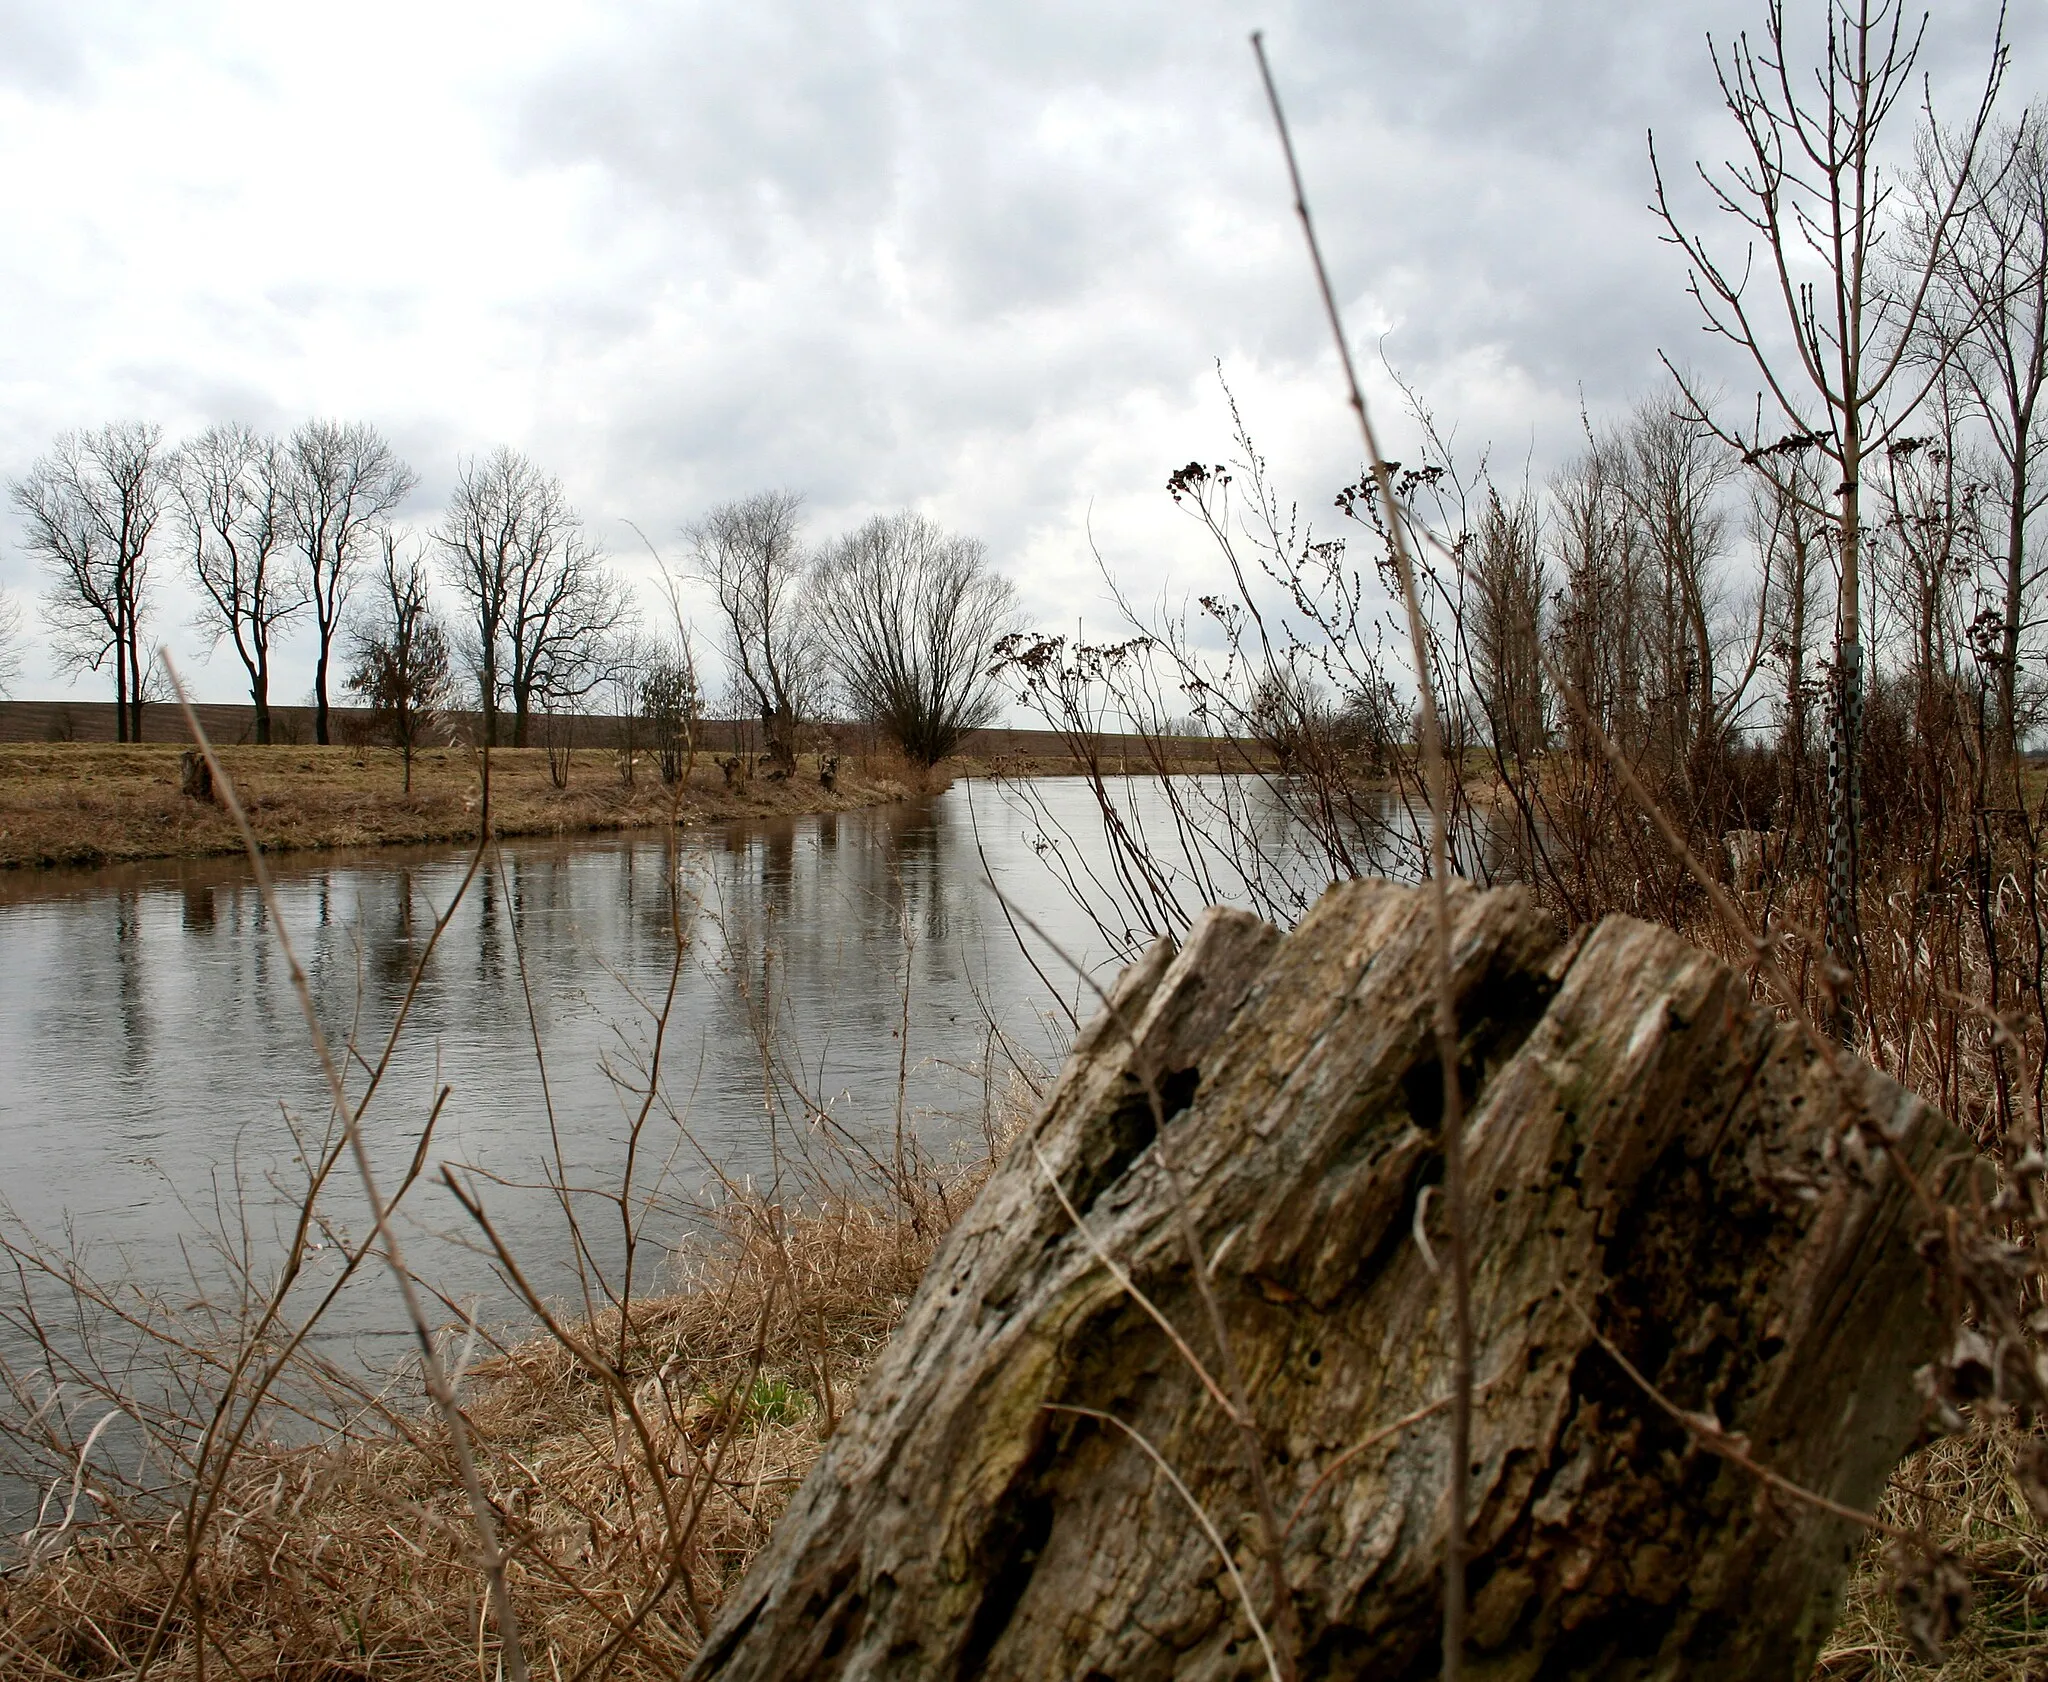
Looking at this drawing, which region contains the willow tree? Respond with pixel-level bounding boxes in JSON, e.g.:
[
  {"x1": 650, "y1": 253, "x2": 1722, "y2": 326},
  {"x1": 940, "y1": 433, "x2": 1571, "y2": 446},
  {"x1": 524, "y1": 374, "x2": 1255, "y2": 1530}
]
[{"x1": 811, "y1": 510, "x2": 1018, "y2": 767}]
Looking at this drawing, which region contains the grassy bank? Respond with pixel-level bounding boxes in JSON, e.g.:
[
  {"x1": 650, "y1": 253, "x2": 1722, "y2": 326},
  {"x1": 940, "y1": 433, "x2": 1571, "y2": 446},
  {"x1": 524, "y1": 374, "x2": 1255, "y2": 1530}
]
[
  {"x1": 2, "y1": 1168, "x2": 2032, "y2": 1680},
  {"x1": 0, "y1": 1194, "x2": 936, "y2": 1678},
  {"x1": 0, "y1": 736, "x2": 1282, "y2": 871},
  {"x1": 0, "y1": 744, "x2": 932, "y2": 870}
]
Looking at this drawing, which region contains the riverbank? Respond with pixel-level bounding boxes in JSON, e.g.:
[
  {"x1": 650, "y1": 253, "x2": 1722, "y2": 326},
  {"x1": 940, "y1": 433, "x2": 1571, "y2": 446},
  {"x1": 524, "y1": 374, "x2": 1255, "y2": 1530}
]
[
  {"x1": 0, "y1": 743, "x2": 928, "y2": 870},
  {"x1": 0, "y1": 736, "x2": 1297, "y2": 870},
  {"x1": 0, "y1": 1169, "x2": 2021, "y2": 1678}
]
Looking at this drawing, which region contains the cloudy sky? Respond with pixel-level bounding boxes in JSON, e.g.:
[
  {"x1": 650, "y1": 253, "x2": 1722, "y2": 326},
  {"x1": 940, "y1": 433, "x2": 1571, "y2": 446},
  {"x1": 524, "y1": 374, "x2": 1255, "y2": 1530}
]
[{"x1": 0, "y1": 0, "x2": 2038, "y2": 706}]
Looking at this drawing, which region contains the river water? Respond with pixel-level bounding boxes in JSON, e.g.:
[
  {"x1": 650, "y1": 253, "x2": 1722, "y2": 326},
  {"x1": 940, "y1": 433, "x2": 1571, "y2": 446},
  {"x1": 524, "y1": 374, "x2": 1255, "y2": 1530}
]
[{"x1": 0, "y1": 773, "x2": 1418, "y2": 1513}]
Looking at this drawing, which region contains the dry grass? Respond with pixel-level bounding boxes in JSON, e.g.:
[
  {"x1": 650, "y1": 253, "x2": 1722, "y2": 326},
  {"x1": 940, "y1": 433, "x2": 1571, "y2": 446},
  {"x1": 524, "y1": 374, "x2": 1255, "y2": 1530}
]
[
  {"x1": 0, "y1": 1188, "x2": 958, "y2": 1680},
  {"x1": 0, "y1": 744, "x2": 918, "y2": 870},
  {"x1": 7, "y1": 1182, "x2": 2030, "y2": 1680},
  {"x1": 1820, "y1": 1428, "x2": 2048, "y2": 1679},
  {"x1": 0, "y1": 923, "x2": 2038, "y2": 1676}
]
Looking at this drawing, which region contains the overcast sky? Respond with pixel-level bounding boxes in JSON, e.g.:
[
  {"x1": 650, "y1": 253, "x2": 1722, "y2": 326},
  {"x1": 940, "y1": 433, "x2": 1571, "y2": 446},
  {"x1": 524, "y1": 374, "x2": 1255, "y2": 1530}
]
[{"x1": 0, "y1": 0, "x2": 2040, "y2": 706}]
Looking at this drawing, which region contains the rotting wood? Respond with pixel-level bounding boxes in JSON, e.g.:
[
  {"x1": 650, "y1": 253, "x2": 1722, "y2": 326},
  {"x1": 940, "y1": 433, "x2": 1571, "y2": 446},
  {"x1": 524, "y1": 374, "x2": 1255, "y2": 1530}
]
[{"x1": 687, "y1": 878, "x2": 1979, "y2": 1681}]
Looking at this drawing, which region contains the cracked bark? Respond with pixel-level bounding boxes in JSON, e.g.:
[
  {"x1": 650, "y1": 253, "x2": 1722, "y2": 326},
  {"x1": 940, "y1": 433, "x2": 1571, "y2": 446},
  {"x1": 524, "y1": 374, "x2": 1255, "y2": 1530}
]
[{"x1": 688, "y1": 879, "x2": 1975, "y2": 1681}]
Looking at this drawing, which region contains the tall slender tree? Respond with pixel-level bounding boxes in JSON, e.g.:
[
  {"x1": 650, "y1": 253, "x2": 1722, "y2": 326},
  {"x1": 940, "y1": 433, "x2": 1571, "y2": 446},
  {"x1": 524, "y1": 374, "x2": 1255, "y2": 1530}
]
[
  {"x1": 1621, "y1": 398, "x2": 1742, "y2": 771},
  {"x1": 1465, "y1": 486, "x2": 1547, "y2": 762},
  {"x1": 1548, "y1": 420, "x2": 1646, "y2": 758},
  {"x1": 1651, "y1": 0, "x2": 2005, "y2": 1016},
  {"x1": 689, "y1": 491, "x2": 822, "y2": 775},
  {"x1": 1753, "y1": 453, "x2": 1831, "y2": 847},
  {"x1": 436, "y1": 447, "x2": 628, "y2": 747},
  {"x1": 178, "y1": 423, "x2": 304, "y2": 744},
  {"x1": 11, "y1": 422, "x2": 171, "y2": 741},
  {"x1": 1913, "y1": 105, "x2": 2048, "y2": 762},
  {"x1": 285, "y1": 420, "x2": 416, "y2": 745}
]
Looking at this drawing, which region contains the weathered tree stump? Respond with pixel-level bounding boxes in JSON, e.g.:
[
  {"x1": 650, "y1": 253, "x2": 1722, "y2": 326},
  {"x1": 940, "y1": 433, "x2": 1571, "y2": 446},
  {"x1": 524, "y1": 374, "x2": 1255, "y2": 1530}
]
[
  {"x1": 178, "y1": 748, "x2": 215, "y2": 803},
  {"x1": 690, "y1": 879, "x2": 1974, "y2": 1680}
]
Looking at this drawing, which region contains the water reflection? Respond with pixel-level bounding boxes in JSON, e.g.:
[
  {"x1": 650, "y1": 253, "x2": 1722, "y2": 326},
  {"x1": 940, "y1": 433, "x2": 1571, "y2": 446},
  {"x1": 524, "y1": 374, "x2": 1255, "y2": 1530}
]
[
  {"x1": 0, "y1": 784, "x2": 1148, "y2": 1344},
  {"x1": 0, "y1": 777, "x2": 1408, "y2": 1401}
]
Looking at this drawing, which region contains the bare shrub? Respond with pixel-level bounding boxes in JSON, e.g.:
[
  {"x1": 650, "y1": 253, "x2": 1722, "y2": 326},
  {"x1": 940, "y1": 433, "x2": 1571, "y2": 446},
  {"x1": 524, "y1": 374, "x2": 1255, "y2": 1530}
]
[{"x1": 346, "y1": 537, "x2": 453, "y2": 794}]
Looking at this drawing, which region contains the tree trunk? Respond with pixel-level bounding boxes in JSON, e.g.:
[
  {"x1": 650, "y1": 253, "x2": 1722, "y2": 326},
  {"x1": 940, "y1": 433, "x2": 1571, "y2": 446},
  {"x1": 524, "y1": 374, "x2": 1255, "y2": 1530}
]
[
  {"x1": 113, "y1": 588, "x2": 131, "y2": 744},
  {"x1": 178, "y1": 749, "x2": 214, "y2": 803},
  {"x1": 313, "y1": 643, "x2": 332, "y2": 745},
  {"x1": 1786, "y1": 530, "x2": 1809, "y2": 850},
  {"x1": 479, "y1": 653, "x2": 499, "y2": 749},
  {"x1": 126, "y1": 622, "x2": 144, "y2": 745},
  {"x1": 764, "y1": 703, "x2": 797, "y2": 775},
  {"x1": 253, "y1": 670, "x2": 272, "y2": 746},
  {"x1": 691, "y1": 879, "x2": 1973, "y2": 1681},
  {"x1": 1828, "y1": 433, "x2": 1865, "y2": 1030},
  {"x1": 2000, "y1": 446, "x2": 2028, "y2": 766}
]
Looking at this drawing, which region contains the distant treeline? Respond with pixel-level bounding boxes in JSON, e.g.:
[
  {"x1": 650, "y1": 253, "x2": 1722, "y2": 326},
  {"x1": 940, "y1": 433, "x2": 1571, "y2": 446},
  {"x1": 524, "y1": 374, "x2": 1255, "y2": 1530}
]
[
  {"x1": 0, "y1": 430, "x2": 1026, "y2": 776},
  {"x1": 0, "y1": 699, "x2": 1194, "y2": 765}
]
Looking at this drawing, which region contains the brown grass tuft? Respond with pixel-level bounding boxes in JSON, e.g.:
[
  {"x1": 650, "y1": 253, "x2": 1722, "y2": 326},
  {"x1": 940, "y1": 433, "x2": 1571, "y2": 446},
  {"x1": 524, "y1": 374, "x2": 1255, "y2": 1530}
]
[{"x1": 1820, "y1": 1426, "x2": 2048, "y2": 1679}]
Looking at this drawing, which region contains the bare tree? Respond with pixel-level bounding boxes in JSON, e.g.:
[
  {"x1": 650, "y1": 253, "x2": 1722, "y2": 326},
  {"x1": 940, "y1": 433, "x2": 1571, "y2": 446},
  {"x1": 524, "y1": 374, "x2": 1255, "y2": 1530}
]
[
  {"x1": 690, "y1": 491, "x2": 823, "y2": 775},
  {"x1": 603, "y1": 630, "x2": 654, "y2": 787},
  {"x1": 1548, "y1": 422, "x2": 1647, "y2": 759},
  {"x1": 0, "y1": 585, "x2": 23, "y2": 699},
  {"x1": 1871, "y1": 389, "x2": 1988, "y2": 740},
  {"x1": 811, "y1": 510, "x2": 1018, "y2": 767},
  {"x1": 1753, "y1": 452, "x2": 1831, "y2": 844},
  {"x1": 11, "y1": 422, "x2": 171, "y2": 742},
  {"x1": 1465, "y1": 486, "x2": 1547, "y2": 761},
  {"x1": 285, "y1": 420, "x2": 417, "y2": 745},
  {"x1": 347, "y1": 535, "x2": 451, "y2": 792},
  {"x1": 178, "y1": 423, "x2": 304, "y2": 744},
  {"x1": 1650, "y1": 0, "x2": 2006, "y2": 1000},
  {"x1": 1913, "y1": 105, "x2": 2048, "y2": 760},
  {"x1": 1544, "y1": 396, "x2": 1763, "y2": 838},
  {"x1": 508, "y1": 529, "x2": 631, "y2": 749},
  {"x1": 436, "y1": 448, "x2": 526, "y2": 748},
  {"x1": 1621, "y1": 397, "x2": 1748, "y2": 770},
  {"x1": 435, "y1": 447, "x2": 630, "y2": 747}
]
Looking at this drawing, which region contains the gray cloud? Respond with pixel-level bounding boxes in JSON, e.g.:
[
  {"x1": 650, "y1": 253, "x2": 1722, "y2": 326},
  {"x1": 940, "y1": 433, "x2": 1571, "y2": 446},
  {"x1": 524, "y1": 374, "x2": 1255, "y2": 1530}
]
[
  {"x1": 0, "y1": 0, "x2": 2041, "y2": 701},
  {"x1": 0, "y1": 2, "x2": 90, "y2": 93}
]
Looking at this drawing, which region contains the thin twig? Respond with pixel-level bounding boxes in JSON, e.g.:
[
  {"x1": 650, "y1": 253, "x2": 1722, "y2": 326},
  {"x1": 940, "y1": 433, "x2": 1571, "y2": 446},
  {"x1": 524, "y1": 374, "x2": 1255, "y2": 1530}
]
[
  {"x1": 161, "y1": 657, "x2": 530, "y2": 1682},
  {"x1": 1252, "y1": 34, "x2": 1475, "y2": 1676},
  {"x1": 1282, "y1": 1394, "x2": 1457, "y2": 1540}
]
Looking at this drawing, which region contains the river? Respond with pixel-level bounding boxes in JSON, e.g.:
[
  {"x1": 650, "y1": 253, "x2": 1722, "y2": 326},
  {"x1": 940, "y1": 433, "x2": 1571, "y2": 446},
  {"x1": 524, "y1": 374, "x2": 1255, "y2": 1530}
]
[{"x1": 0, "y1": 772, "x2": 1421, "y2": 1517}]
